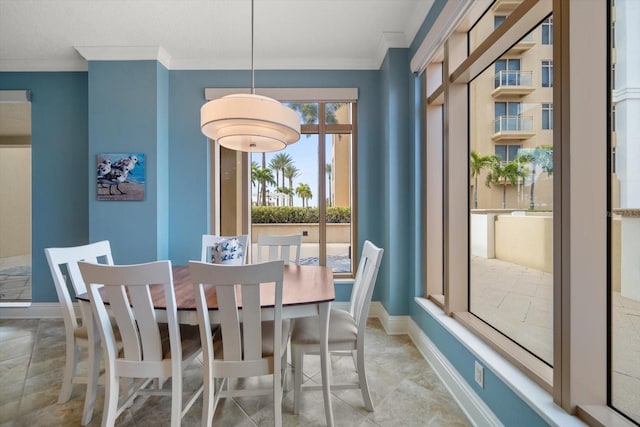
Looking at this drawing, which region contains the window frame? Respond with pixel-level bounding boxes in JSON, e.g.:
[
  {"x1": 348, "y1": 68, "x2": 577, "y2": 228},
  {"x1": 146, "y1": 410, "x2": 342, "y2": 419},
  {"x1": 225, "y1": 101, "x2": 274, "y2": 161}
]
[
  {"x1": 206, "y1": 88, "x2": 359, "y2": 279},
  {"x1": 421, "y1": 0, "x2": 632, "y2": 424}
]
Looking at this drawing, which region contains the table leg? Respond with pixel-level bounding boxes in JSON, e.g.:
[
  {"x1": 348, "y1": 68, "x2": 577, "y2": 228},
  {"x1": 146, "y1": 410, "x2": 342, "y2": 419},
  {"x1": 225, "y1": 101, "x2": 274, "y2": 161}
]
[{"x1": 319, "y1": 301, "x2": 334, "y2": 427}]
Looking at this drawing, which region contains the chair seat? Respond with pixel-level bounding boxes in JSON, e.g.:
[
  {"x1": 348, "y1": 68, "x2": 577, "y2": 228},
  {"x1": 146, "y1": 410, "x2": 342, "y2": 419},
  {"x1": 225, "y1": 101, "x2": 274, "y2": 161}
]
[
  {"x1": 291, "y1": 308, "x2": 356, "y2": 346},
  {"x1": 213, "y1": 319, "x2": 291, "y2": 359}
]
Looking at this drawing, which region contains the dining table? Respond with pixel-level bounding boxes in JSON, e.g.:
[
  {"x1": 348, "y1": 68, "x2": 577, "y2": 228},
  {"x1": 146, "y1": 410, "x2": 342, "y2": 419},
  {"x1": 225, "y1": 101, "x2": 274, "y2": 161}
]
[{"x1": 76, "y1": 263, "x2": 336, "y2": 426}]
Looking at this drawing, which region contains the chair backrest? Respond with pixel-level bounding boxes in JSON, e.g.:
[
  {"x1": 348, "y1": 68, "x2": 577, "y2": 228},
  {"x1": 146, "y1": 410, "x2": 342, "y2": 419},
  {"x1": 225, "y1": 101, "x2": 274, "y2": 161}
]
[
  {"x1": 45, "y1": 240, "x2": 114, "y2": 331},
  {"x1": 189, "y1": 260, "x2": 284, "y2": 375},
  {"x1": 256, "y1": 234, "x2": 302, "y2": 265},
  {"x1": 348, "y1": 241, "x2": 384, "y2": 331},
  {"x1": 201, "y1": 234, "x2": 249, "y2": 264},
  {"x1": 78, "y1": 260, "x2": 181, "y2": 367}
]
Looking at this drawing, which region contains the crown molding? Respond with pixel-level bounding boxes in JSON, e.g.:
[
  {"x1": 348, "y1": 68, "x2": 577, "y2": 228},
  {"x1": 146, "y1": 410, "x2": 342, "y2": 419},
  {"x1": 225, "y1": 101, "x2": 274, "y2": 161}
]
[{"x1": 74, "y1": 46, "x2": 171, "y2": 69}]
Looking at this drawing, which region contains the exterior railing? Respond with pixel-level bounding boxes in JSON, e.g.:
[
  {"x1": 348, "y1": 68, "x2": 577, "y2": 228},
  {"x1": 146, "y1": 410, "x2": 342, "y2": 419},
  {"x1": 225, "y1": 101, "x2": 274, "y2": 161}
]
[
  {"x1": 494, "y1": 70, "x2": 533, "y2": 88},
  {"x1": 494, "y1": 115, "x2": 534, "y2": 133}
]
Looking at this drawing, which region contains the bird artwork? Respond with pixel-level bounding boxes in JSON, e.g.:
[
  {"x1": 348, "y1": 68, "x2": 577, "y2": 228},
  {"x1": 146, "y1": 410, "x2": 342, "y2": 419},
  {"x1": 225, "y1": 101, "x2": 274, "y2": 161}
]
[
  {"x1": 96, "y1": 153, "x2": 145, "y2": 200},
  {"x1": 112, "y1": 155, "x2": 138, "y2": 173}
]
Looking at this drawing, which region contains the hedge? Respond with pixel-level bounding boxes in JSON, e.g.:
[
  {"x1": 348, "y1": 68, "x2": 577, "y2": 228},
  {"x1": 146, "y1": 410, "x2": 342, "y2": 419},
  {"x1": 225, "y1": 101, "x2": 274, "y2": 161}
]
[{"x1": 251, "y1": 206, "x2": 351, "y2": 223}]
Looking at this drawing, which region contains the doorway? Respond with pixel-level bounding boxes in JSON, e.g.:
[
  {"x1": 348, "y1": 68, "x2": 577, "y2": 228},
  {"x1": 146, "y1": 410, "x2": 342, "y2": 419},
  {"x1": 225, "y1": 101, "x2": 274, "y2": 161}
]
[{"x1": 0, "y1": 93, "x2": 32, "y2": 304}]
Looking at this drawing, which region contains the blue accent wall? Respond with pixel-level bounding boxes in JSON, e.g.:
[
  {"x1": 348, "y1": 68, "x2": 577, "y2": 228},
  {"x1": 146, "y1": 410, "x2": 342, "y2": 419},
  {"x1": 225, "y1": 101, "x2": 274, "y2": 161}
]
[
  {"x1": 378, "y1": 49, "x2": 411, "y2": 315},
  {"x1": 1, "y1": 73, "x2": 88, "y2": 303}
]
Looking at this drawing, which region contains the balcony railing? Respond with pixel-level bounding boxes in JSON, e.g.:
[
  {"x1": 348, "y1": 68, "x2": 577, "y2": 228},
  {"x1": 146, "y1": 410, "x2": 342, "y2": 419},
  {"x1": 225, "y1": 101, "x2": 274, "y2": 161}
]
[
  {"x1": 492, "y1": 70, "x2": 535, "y2": 97},
  {"x1": 492, "y1": 115, "x2": 535, "y2": 141},
  {"x1": 494, "y1": 70, "x2": 533, "y2": 88}
]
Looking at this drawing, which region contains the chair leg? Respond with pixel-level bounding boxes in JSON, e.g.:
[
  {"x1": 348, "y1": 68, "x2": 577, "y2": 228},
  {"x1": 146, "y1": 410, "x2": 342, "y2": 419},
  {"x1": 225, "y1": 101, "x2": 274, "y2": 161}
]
[
  {"x1": 292, "y1": 346, "x2": 303, "y2": 415},
  {"x1": 355, "y1": 350, "x2": 374, "y2": 411},
  {"x1": 202, "y1": 362, "x2": 214, "y2": 427},
  {"x1": 81, "y1": 340, "x2": 100, "y2": 425},
  {"x1": 171, "y1": 371, "x2": 182, "y2": 427},
  {"x1": 273, "y1": 365, "x2": 282, "y2": 427},
  {"x1": 58, "y1": 338, "x2": 77, "y2": 403},
  {"x1": 102, "y1": 372, "x2": 119, "y2": 427}
]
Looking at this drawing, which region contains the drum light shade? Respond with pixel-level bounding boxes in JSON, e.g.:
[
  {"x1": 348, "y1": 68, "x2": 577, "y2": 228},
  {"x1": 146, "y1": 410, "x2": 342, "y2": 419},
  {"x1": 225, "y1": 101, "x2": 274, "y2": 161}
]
[{"x1": 200, "y1": 93, "x2": 300, "y2": 152}]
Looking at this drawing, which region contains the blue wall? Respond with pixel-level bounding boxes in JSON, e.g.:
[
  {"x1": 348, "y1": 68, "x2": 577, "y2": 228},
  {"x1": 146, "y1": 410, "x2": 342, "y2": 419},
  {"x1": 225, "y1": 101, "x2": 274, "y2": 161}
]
[{"x1": 1, "y1": 73, "x2": 88, "y2": 303}]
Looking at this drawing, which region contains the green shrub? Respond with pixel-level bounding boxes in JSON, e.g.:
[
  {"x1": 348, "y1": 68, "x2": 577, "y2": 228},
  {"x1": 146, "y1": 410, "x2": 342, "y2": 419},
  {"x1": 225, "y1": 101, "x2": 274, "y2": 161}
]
[{"x1": 251, "y1": 206, "x2": 351, "y2": 223}]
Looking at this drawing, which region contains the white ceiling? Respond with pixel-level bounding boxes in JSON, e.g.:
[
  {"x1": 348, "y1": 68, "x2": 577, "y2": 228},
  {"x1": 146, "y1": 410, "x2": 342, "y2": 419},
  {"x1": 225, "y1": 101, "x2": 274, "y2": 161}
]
[{"x1": 0, "y1": 0, "x2": 437, "y2": 72}]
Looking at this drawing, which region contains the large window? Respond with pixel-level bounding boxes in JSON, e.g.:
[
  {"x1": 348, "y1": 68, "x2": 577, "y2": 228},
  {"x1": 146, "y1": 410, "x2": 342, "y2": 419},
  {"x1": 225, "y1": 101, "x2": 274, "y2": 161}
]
[
  {"x1": 213, "y1": 92, "x2": 357, "y2": 277},
  {"x1": 470, "y1": 13, "x2": 554, "y2": 365},
  {"x1": 610, "y1": 1, "x2": 640, "y2": 423},
  {"x1": 423, "y1": 0, "x2": 637, "y2": 424}
]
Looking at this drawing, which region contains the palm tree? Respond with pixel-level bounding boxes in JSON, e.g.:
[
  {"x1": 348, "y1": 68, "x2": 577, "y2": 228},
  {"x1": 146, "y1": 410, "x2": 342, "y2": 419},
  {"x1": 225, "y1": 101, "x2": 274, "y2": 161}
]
[
  {"x1": 283, "y1": 164, "x2": 300, "y2": 206},
  {"x1": 325, "y1": 163, "x2": 333, "y2": 207},
  {"x1": 295, "y1": 183, "x2": 313, "y2": 208},
  {"x1": 516, "y1": 145, "x2": 553, "y2": 210},
  {"x1": 470, "y1": 151, "x2": 499, "y2": 209},
  {"x1": 485, "y1": 160, "x2": 527, "y2": 209},
  {"x1": 269, "y1": 153, "x2": 293, "y2": 206},
  {"x1": 251, "y1": 161, "x2": 260, "y2": 205},
  {"x1": 253, "y1": 167, "x2": 275, "y2": 206}
]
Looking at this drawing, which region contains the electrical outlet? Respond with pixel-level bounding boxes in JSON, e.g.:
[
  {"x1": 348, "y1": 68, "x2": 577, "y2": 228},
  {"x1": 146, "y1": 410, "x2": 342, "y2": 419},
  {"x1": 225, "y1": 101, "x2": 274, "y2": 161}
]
[{"x1": 474, "y1": 361, "x2": 484, "y2": 388}]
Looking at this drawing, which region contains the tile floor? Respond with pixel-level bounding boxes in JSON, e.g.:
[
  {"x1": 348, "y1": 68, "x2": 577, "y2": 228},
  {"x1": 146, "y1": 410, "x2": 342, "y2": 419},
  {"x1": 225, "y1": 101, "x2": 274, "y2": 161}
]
[
  {"x1": 0, "y1": 255, "x2": 31, "y2": 302},
  {"x1": 0, "y1": 317, "x2": 471, "y2": 427}
]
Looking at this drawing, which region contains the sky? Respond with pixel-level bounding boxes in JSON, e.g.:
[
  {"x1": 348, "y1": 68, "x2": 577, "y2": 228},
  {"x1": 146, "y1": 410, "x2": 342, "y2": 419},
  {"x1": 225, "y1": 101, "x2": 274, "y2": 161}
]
[{"x1": 251, "y1": 134, "x2": 330, "y2": 207}]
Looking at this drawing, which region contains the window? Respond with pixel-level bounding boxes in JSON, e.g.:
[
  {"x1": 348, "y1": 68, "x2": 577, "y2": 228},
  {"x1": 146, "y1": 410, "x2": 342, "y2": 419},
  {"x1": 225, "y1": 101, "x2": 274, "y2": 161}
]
[
  {"x1": 541, "y1": 60, "x2": 553, "y2": 87},
  {"x1": 494, "y1": 15, "x2": 506, "y2": 29},
  {"x1": 542, "y1": 103, "x2": 553, "y2": 129},
  {"x1": 250, "y1": 101, "x2": 356, "y2": 275},
  {"x1": 213, "y1": 92, "x2": 357, "y2": 277},
  {"x1": 494, "y1": 101, "x2": 523, "y2": 132},
  {"x1": 495, "y1": 59, "x2": 521, "y2": 87},
  {"x1": 541, "y1": 17, "x2": 553, "y2": 45},
  {"x1": 494, "y1": 144, "x2": 522, "y2": 162},
  {"x1": 422, "y1": 0, "x2": 636, "y2": 424}
]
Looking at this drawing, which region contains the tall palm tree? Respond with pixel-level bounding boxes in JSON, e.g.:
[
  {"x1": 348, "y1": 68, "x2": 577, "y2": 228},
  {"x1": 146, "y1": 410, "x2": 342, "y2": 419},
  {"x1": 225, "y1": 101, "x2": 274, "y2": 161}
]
[
  {"x1": 470, "y1": 151, "x2": 499, "y2": 209},
  {"x1": 295, "y1": 183, "x2": 313, "y2": 208},
  {"x1": 283, "y1": 164, "x2": 300, "y2": 206},
  {"x1": 485, "y1": 160, "x2": 527, "y2": 209},
  {"x1": 251, "y1": 162, "x2": 260, "y2": 205},
  {"x1": 253, "y1": 167, "x2": 275, "y2": 206},
  {"x1": 325, "y1": 163, "x2": 333, "y2": 207},
  {"x1": 516, "y1": 145, "x2": 553, "y2": 210},
  {"x1": 269, "y1": 153, "x2": 293, "y2": 206}
]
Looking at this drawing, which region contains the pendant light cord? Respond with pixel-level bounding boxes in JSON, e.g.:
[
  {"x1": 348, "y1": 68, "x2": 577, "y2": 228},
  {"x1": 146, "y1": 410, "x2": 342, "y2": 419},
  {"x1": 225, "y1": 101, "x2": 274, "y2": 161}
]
[{"x1": 251, "y1": 0, "x2": 255, "y2": 95}]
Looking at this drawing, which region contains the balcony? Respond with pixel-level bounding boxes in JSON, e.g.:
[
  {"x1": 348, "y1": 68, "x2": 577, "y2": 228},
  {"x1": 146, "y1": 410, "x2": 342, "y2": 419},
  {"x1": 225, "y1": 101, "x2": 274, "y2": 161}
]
[
  {"x1": 491, "y1": 0, "x2": 524, "y2": 13},
  {"x1": 509, "y1": 32, "x2": 535, "y2": 53},
  {"x1": 491, "y1": 70, "x2": 535, "y2": 97},
  {"x1": 492, "y1": 116, "x2": 535, "y2": 141}
]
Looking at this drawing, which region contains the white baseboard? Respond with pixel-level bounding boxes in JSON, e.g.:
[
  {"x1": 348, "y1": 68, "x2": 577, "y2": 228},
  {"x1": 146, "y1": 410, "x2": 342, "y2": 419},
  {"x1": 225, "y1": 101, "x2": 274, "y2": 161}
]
[
  {"x1": 407, "y1": 316, "x2": 503, "y2": 427},
  {"x1": 0, "y1": 303, "x2": 62, "y2": 319},
  {"x1": 370, "y1": 301, "x2": 500, "y2": 427}
]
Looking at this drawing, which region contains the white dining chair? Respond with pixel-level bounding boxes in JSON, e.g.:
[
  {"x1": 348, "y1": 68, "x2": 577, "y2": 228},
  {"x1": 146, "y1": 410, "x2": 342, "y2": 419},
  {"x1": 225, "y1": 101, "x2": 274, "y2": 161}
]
[
  {"x1": 290, "y1": 240, "x2": 383, "y2": 413},
  {"x1": 256, "y1": 233, "x2": 302, "y2": 265},
  {"x1": 44, "y1": 240, "x2": 114, "y2": 426},
  {"x1": 188, "y1": 259, "x2": 290, "y2": 427},
  {"x1": 201, "y1": 234, "x2": 248, "y2": 264},
  {"x1": 78, "y1": 260, "x2": 202, "y2": 427}
]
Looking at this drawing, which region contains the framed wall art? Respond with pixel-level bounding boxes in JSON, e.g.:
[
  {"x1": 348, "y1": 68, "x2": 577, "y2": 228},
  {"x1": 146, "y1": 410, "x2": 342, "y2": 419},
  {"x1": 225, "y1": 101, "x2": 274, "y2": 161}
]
[{"x1": 96, "y1": 153, "x2": 145, "y2": 201}]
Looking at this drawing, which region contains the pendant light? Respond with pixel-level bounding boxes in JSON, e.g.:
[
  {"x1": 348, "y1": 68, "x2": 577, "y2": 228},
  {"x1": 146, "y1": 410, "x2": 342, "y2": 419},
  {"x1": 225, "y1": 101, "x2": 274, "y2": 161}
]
[{"x1": 200, "y1": 0, "x2": 301, "y2": 152}]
